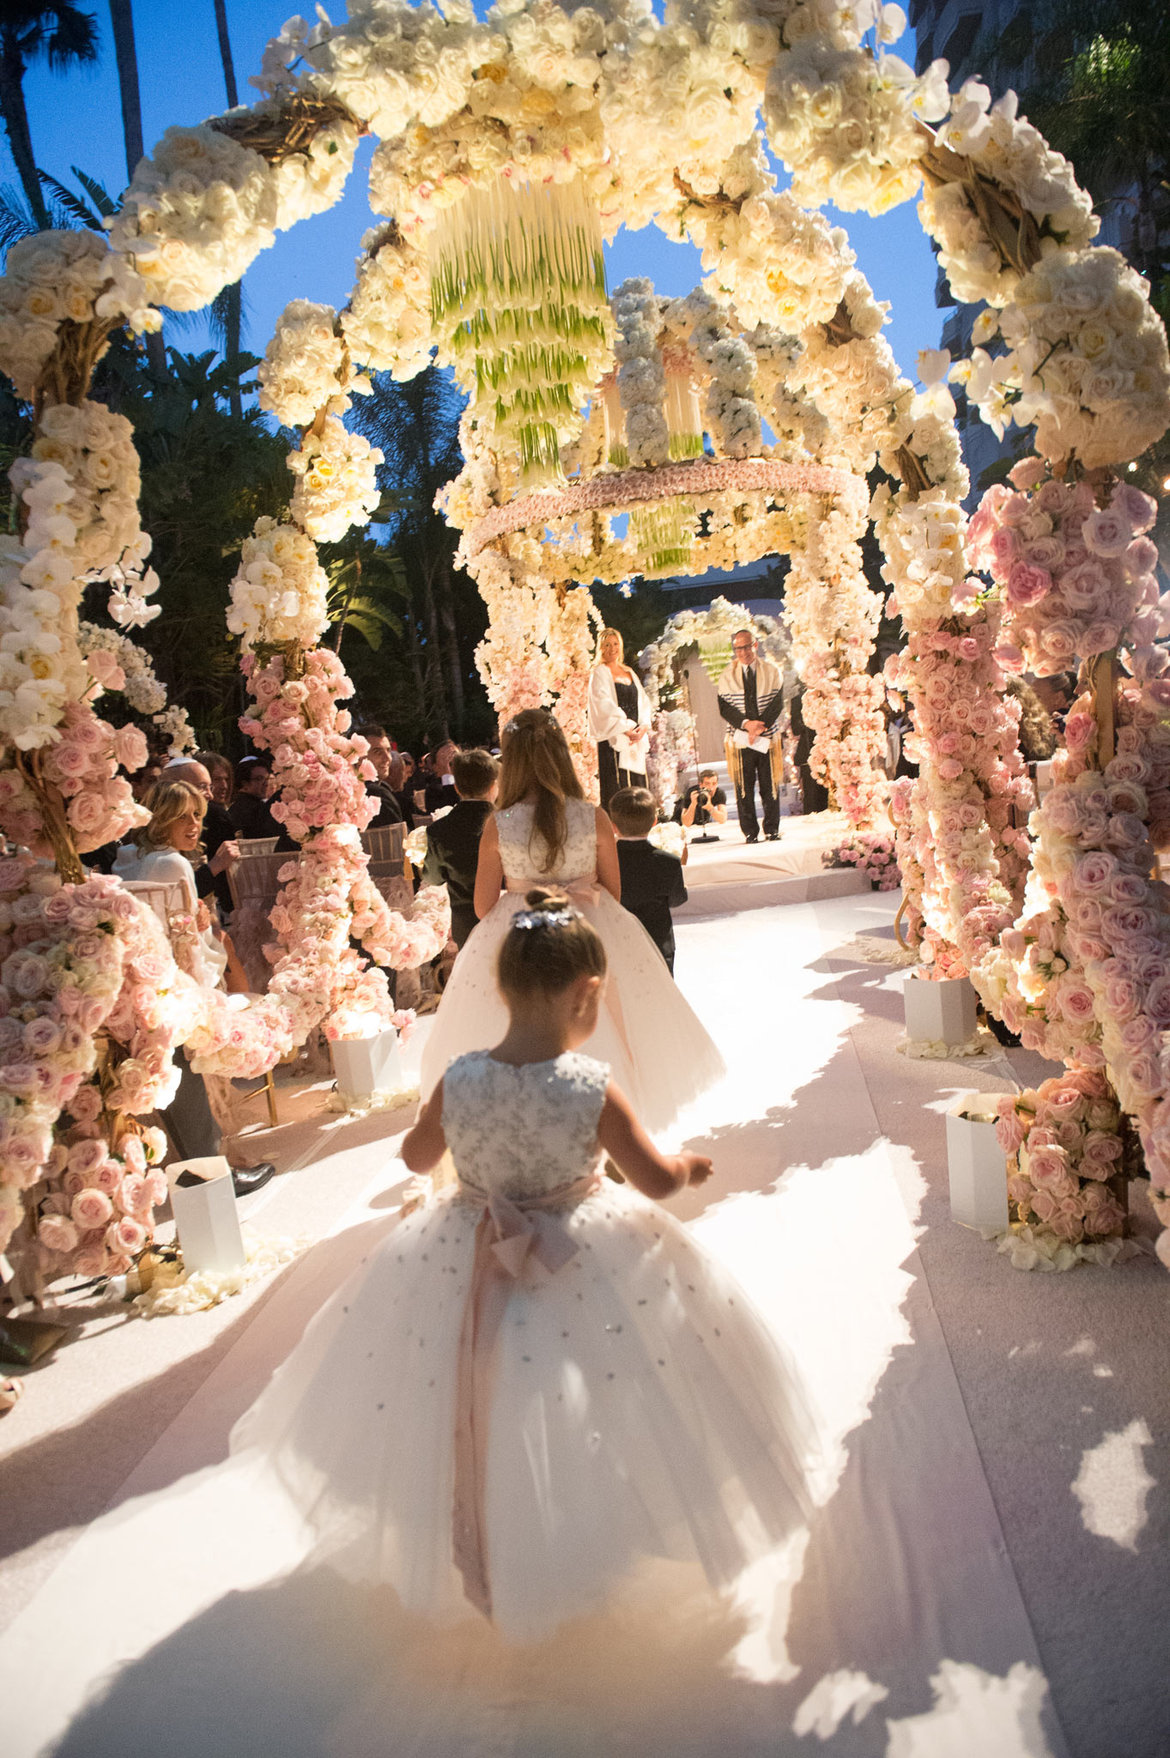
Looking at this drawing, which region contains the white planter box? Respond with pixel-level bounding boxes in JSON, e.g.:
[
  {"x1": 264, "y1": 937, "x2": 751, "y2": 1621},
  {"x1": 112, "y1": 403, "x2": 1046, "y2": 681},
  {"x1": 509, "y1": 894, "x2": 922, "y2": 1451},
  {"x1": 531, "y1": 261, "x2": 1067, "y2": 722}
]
[
  {"x1": 903, "y1": 972, "x2": 978, "y2": 1045},
  {"x1": 946, "y1": 1096, "x2": 1009, "y2": 1231},
  {"x1": 330, "y1": 1030, "x2": 402, "y2": 1100},
  {"x1": 168, "y1": 1156, "x2": 245, "y2": 1275},
  {"x1": 1034, "y1": 760, "x2": 1054, "y2": 800}
]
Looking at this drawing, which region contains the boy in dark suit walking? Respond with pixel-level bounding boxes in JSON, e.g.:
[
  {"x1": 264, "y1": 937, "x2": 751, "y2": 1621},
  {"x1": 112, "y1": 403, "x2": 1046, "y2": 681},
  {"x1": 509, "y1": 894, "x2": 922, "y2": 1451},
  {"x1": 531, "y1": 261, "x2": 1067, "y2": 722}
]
[
  {"x1": 609, "y1": 786, "x2": 688, "y2": 973},
  {"x1": 420, "y1": 748, "x2": 499, "y2": 949}
]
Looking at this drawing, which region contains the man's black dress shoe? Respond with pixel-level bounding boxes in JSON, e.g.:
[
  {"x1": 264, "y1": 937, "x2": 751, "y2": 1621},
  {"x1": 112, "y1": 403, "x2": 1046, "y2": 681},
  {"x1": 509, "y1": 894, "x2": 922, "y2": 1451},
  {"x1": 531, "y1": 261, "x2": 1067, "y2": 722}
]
[
  {"x1": 231, "y1": 1162, "x2": 277, "y2": 1198},
  {"x1": 745, "y1": 835, "x2": 759, "y2": 844},
  {"x1": 765, "y1": 832, "x2": 780, "y2": 841}
]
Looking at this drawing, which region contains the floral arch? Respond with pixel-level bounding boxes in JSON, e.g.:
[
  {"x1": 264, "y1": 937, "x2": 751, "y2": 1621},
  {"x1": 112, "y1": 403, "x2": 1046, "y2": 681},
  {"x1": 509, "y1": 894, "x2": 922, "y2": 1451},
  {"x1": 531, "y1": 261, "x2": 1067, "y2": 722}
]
[{"x1": 1, "y1": 0, "x2": 1170, "y2": 1280}]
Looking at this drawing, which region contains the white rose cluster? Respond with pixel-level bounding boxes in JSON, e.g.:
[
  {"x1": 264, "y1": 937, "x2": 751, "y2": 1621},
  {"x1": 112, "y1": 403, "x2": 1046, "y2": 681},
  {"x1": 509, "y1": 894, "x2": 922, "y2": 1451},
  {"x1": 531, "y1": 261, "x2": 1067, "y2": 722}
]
[
  {"x1": 920, "y1": 84, "x2": 1098, "y2": 310},
  {"x1": 969, "y1": 248, "x2": 1170, "y2": 469},
  {"x1": 258, "y1": 299, "x2": 349, "y2": 428},
  {"x1": 765, "y1": 43, "x2": 948, "y2": 216},
  {"x1": 288, "y1": 416, "x2": 383, "y2": 544},
  {"x1": 307, "y1": 0, "x2": 497, "y2": 146},
  {"x1": 227, "y1": 516, "x2": 330, "y2": 651},
  {"x1": 31, "y1": 401, "x2": 149, "y2": 576},
  {"x1": 341, "y1": 227, "x2": 433, "y2": 381},
  {"x1": 690, "y1": 182, "x2": 851, "y2": 332},
  {"x1": 613, "y1": 280, "x2": 669, "y2": 468},
  {"x1": 0, "y1": 231, "x2": 158, "y2": 400},
  {"x1": 0, "y1": 232, "x2": 110, "y2": 400},
  {"x1": 0, "y1": 468, "x2": 90, "y2": 750},
  {"x1": 109, "y1": 111, "x2": 358, "y2": 312},
  {"x1": 795, "y1": 271, "x2": 906, "y2": 476}
]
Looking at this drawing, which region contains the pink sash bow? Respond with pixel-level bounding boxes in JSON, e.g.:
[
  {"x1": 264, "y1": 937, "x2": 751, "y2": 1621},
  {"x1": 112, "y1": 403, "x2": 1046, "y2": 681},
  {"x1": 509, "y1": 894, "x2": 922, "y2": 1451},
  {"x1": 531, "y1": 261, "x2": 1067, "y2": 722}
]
[{"x1": 452, "y1": 1172, "x2": 601, "y2": 1619}]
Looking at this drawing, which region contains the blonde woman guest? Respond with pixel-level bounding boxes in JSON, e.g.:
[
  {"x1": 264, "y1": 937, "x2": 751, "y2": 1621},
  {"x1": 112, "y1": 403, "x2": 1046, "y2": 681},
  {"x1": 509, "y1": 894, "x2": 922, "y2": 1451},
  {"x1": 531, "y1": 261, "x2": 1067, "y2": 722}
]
[
  {"x1": 588, "y1": 626, "x2": 652, "y2": 810},
  {"x1": 419, "y1": 709, "x2": 724, "y2": 1133},
  {"x1": 114, "y1": 780, "x2": 232, "y2": 988},
  {"x1": 114, "y1": 780, "x2": 275, "y2": 1194}
]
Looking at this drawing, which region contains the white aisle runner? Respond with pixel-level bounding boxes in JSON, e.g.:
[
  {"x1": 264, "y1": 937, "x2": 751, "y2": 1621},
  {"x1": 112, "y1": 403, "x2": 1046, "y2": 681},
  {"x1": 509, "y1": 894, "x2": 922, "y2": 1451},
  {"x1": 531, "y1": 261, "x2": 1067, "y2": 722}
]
[{"x1": 4, "y1": 894, "x2": 1067, "y2": 1757}]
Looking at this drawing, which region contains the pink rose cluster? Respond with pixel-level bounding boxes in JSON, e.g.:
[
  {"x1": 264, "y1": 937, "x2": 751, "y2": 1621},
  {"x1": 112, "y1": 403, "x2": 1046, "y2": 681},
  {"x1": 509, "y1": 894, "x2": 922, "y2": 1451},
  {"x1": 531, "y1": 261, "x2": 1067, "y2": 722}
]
[
  {"x1": 885, "y1": 598, "x2": 1033, "y2": 981},
  {"x1": 831, "y1": 833, "x2": 901, "y2": 890},
  {"x1": 969, "y1": 468, "x2": 1160, "y2": 677},
  {"x1": 239, "y1": 648, "x2": 376, "y2": 843},
  {"x1": 996, "y1": 1070, "x2": 1128, "y2": 1246},
  {"x1": 0, "y1": 857, "x2": 128, "y2": 1248},
  {"x1": 0, "y1": 699, "x2": 148, "y2": 855},
  {"x1": 800, "y1": 660, "x2": 888, "y2": 829},
  {"x1": 232, "y1": 644, "x2": 449, "y2": 1053},
  {"x1": 1020, "y1": 662, "x2": 1170, "y2": 1254},
  {"x1": 36, "y1": 1095, "x2": 169, "y2": 1282},
  {"x1": 0, "y1": 856, "x2": 192, "y2": 1282}
]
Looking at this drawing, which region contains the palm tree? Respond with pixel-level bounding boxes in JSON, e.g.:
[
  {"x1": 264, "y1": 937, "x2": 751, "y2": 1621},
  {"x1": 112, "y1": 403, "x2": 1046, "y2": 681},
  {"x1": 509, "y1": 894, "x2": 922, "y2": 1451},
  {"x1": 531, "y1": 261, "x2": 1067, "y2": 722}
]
[
  {"x1": 106, "y1": 0, "x2": 143, "y2": 180},
  {"x1": 0, "y1": 3, "x2": 99, "y2": 231},
  {"x1": 350, "y1": 367, "x2": 478, "y2": 741},
  {"x1": 210, "y1": 0, "x2": 243, "y2": 418}
]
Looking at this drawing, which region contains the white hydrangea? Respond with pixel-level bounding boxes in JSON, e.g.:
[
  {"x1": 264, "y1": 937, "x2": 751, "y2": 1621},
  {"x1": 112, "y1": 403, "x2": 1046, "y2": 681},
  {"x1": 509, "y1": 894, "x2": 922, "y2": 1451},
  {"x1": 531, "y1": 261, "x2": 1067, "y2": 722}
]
[
  {"x1": 227, "y1": 516, "x2": 330, "y2": 650},
  {"x1": 613, "y1": 279, "x2": 669, "y2": 468},
  {"x1": 287, "y1": 416, "x2": 383, "y2": 544}
]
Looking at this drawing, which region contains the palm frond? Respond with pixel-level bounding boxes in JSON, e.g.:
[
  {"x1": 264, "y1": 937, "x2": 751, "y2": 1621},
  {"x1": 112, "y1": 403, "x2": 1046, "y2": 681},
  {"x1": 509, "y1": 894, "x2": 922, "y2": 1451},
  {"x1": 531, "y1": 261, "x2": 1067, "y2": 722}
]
[
  {"x1": 70, "y1": 166, "x2": 119, "y2": 218},
  {"x1": 37, "y1": 170, "x2": 103, "y2": 229}
]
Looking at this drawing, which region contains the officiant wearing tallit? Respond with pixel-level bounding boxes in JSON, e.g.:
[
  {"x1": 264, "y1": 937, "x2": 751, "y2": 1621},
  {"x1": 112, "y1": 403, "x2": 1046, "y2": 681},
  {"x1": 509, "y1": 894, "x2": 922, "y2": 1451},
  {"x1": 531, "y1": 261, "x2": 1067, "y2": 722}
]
[{"x1": 717, "y1": 628, "x2": 785, "y2": 842}]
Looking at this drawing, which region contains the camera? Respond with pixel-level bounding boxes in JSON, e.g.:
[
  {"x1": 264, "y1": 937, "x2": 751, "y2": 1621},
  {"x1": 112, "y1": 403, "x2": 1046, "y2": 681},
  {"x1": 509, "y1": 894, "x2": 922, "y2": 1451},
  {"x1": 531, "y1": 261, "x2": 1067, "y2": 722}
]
[{"x1": 698, "y1": 789, "x2": 709, "y2": 805}]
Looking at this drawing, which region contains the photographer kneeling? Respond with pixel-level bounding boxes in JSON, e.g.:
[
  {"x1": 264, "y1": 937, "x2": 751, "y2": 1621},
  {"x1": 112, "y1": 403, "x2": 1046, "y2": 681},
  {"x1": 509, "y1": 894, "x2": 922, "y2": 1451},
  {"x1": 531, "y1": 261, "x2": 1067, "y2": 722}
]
[{"x1": 673, "y1": 769, "x2": 728, "y2": 842}]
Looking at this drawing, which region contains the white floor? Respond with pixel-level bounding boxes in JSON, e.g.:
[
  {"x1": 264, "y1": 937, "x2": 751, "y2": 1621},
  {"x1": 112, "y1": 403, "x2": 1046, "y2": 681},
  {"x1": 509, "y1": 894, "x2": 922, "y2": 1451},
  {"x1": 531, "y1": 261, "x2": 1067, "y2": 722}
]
[{"x1": 3, "y1": 893, "x2": 1073, "y2": 1756}]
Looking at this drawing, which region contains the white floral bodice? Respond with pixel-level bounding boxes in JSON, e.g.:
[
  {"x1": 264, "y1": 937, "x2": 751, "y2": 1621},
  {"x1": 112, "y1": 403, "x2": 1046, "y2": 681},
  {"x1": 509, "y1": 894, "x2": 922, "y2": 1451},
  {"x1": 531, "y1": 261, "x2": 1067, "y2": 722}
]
[
  {"x1": 442, "y1": 1051, "x2": 609, "y2": 1203},
  {"x1": 496, "y1": 798, "x2": 597, "y2": 888}
]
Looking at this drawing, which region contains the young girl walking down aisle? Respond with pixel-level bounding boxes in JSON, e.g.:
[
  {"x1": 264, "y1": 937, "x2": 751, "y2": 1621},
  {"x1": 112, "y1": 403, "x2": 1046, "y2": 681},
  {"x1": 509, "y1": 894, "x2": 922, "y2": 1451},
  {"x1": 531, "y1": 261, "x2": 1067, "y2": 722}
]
[
  {"x1": 418, "y1": 708, "x2": 724, "y2": 1133},
  {"x1": 233, "y1": 892, "x2": 817, "y2": 1643}
]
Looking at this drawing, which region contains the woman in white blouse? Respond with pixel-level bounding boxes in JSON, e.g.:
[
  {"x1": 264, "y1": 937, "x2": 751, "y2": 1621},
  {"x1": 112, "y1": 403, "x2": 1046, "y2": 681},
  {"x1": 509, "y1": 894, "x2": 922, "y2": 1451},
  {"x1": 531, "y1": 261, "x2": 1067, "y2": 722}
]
[
  {"x1": 114, "y1": 779, "x2": 231, "y2": 989},
  {"x1": 588, "y1": 626, "x2": 652, "y2": 809}
]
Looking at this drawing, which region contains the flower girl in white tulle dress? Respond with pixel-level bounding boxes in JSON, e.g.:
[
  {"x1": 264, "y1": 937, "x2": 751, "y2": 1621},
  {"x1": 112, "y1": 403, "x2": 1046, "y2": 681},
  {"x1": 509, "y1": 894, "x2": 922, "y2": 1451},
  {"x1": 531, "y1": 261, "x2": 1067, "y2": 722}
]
[
  {"x1": 233, "y1": 890, "x2": 817, "y2": 1642},
  {"x1": 419, "y1": 708, "x2": 725, "y2": 1133}
]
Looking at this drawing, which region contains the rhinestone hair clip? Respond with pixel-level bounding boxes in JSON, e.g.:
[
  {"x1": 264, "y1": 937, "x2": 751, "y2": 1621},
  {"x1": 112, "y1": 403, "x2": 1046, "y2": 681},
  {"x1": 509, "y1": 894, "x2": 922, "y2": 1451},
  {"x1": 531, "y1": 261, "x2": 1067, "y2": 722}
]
[{"x1": 512, "y1": 907, "x2": 576, "y2": 930}]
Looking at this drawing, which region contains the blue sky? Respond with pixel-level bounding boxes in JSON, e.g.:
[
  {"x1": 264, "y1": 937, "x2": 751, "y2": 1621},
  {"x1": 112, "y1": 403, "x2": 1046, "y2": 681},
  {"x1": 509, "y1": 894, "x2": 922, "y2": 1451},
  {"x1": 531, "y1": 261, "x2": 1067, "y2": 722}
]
[{"x1": 9, "y1": 0, "x2": 943, "y2": 383}]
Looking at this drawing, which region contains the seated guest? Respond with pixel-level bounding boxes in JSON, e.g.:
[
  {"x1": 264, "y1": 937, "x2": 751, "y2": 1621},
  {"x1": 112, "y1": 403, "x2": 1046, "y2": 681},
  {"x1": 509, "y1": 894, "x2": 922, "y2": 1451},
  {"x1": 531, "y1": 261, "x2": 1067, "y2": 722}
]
[
  {"x1": 195, "y1": 749, "x2": 234, "y2": 810},
  {"x1": 417, "y1": 739, "x2": 459, "y2": 815},
  {"x1": 229, "y1": 757, "x2": 283, "y2": 840},
  {"x1": 163, "y1": 756, "x2": 238, "y2": 916},
  {"x1": 673, "y1": 768, "x2": 728, "y2": 842},
  {"x1": 387, "y1": 751, "x2": 415, "y2": 831},
  {"x1": 610, "y1": 785, "x2": 688, "y2": 974},
  {"x1": 420, "y1": 748, "x2": 499, "y2": 948},
  {"x1": 395, "y1": 751, "x2": 417, "y2": 822},
  {"x1": 114, "y1": 778, "x2": 274, "y2": 1196},
  {"x1": 356, "y1": 722, "x2": 404, "y2": 828}
]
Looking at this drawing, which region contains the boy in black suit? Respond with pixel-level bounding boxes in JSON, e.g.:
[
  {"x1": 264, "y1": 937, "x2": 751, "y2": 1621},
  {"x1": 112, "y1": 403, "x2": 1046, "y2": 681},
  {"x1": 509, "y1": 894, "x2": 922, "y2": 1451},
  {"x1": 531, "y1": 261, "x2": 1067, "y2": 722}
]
[
  {"x1": 609, "y1": 786, "x2": 688, "y2": 973},
  {"x1": 420, "y1": 748, "x2": 499, "y2": 949}
]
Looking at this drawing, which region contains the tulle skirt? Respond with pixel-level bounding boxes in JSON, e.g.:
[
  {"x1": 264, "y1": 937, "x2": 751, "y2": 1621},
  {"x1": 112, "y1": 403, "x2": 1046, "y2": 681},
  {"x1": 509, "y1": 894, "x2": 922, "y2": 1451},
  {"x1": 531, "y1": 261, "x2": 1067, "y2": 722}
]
[
  {"x1": 231, "y1": 1179, "x2": 818, "y2": 1644},
  {"x1": 420, "y1": 891, "x2": 726, "y2": 1133}
]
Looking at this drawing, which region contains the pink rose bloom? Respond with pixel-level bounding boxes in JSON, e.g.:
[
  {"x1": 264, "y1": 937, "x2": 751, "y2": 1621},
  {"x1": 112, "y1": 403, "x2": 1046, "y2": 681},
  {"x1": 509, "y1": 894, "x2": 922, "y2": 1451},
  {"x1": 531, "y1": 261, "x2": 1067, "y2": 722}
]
[
  {"x1": 86, "y1": 650, "x2": 124, "y2": 691},
  {"x1": 40, "y1": 1211, "x2": 82, "y2": 1255},
  {"x1": 1058, "y1": 982, "x2": 1096, "y2": 1023},
  {"x1": 1029, "y1": 1187, "x2": 1060, "y2": 1223},
  {"x1": 61, "y1": 1169, "x2": 86, "y2": 1198},
  {"x1": 113, "y1": 725, "x2": 148, "y2": 772},
  {"x1": 1079, "y1": 620, "x2": 1122, "y2": 657},
  {"x1": 1083, "y1": 507, "x2": 1133, "y2": 558},
  {"x1": 1073, "y1": 851, "x2": 1119, "y2": 896},
  {"x1": 108, "y1": 1215, "x2": 147, "y2": 1256},
  {"x1": 68, "y1": 1136, "x2": 106, "y2": 1176},
  {"x1": 71, "y1": 1187, "x2": 114, "y2": 1230},
  {"x1": 22, "y1": 1015, "x2": 62, "y2": 1056},
  {"x1": 146, "y1": 1169, "x2": 168, "y2": 1205},
  {"x1": 1027, "y1": 1144, "x2": 1072, "y2": 1188},
  {"x1": 1048, "y1": 1207, "x2": 1084, "y2": 1244},
  {"x1": 67, "y1": 788, "x2": 111, "y2": 842},
  {"x1": 1112, "y1": 482, "x2": 1156, "y2": 535},
  {"x1": 1008, "y1": 1174, "x2": 1034, "y2": 1205},
  {"x1": 1068, "y1": 718, "x2": 1104, "y2": 764},
  {"x1": 1006, "y1": 561, "x2": 1052, "y2": 607},
  {"x1": 74, "y1": 1247, "x2": 109, "y2": 1279},
  {"x1": 1039, "y1": 621, "x2": 1079, "y2": 661}
]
